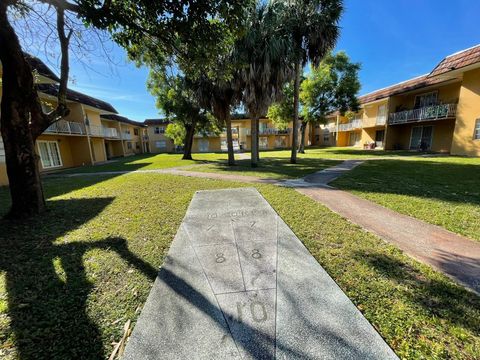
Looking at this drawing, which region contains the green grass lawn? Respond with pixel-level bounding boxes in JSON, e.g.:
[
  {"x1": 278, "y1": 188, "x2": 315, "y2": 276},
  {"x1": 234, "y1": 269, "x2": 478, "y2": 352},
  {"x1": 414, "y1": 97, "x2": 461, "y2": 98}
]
[
  {"x1": 57, "y1": 152, "x2": 229, "y2": 174},
  {"x1": 332, "y1": 156, "x2": 480, "y2": 242},
  {"x1": 193, "y1": 157, "x2": 341, "y2": 179},
  {"x1": 0, "y1": 173, "x2": 478, "y2": 359}
]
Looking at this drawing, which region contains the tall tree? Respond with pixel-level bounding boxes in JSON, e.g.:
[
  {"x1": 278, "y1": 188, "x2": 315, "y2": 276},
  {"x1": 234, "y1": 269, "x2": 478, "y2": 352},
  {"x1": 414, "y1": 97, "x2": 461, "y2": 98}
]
[
  {"x1": 278, "y1": 0, "x2": 343, "y2": 163},
  {"x1": 235, "y1": 1, "x2": 293, "y2": 167},
  {"x1": 300, "y1": 51, "x2": 361, "y2": 151},
  {"x1": 148, "y1": 73, "x2": 212, "y2": 160},
  {"x1": 0, "y1": 0, "x2": 250, "y2": 218},
  {"x1": 196, "y1": 74, "x2": 242, "y2": 166}
]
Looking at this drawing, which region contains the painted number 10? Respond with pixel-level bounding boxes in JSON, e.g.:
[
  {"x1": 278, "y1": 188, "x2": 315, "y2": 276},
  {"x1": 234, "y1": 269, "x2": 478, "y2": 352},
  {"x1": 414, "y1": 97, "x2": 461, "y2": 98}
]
[{"x1": 236, "y1": 301, "x2": 268, "y2": 323}]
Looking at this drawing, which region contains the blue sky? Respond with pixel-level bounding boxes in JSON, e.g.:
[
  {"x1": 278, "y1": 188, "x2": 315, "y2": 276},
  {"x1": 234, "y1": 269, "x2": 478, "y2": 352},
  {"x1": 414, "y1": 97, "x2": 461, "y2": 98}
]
[{"x1": 28, "y1": 0, "x2": 480, "y2": 121}]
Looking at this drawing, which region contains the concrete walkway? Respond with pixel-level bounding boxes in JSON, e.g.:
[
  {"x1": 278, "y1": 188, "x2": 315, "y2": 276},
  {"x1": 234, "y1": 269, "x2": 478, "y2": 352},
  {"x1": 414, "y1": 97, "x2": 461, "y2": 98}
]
[
  {"x1": 285, "y1": 162, "x2": 480, "y2": 295},
  {"x1": 123, "y1": 188, "x2": 398, "y2": 359}
]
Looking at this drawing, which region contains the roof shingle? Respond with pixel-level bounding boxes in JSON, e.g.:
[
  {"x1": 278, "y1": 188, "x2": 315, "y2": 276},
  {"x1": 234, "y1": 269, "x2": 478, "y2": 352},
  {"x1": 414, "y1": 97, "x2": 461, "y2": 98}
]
[{"x1": 429, "y1": 44, "x2": 480, "y2": 77}]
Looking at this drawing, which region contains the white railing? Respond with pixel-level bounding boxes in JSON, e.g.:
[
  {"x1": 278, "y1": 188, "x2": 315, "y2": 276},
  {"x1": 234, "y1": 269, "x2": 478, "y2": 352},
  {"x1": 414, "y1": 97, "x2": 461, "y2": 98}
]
[
  {"x1": 376, "y1": 114, "x2": 387, "y2": 125},
  {"x1": 45, "y1": 119, "x2": 86, "y2": 135},
  {"x1": 388, "y1": 103, "x2": 457, "y2": 125},
  {"x1": 246, "y1": 128, "x2": 290, "y2": 135},
  {"x1": 338, "y1": 119, "x2": 362, "y2": 132},
  {"x1": 122, "y1": 133, "x2": 132, "y2": 140},
  {"x1": 88, "y1": 125, "x2": 104, "y2": 137},
  {"x1": 103, "y1": 127, "x2": 119, "y2": 138}
]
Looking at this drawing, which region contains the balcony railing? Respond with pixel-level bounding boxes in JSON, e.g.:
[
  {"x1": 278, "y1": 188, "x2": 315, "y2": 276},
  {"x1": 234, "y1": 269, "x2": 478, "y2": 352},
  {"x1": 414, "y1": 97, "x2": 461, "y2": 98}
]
[
  {"x1": 376, "y1": 114, "x2": 387, "y2": 126},
  {"x1": 246, "y1": 128, "x2": 290, "y2": 136},
  {"x1": 88, "y1": 125, "x2": 105, "y2": 137},
  {"x1": 103, "y1": 127, "x2": 120, "y2": 139},
  {"x1": 338, "y1": 119, "x2": 362, "y2": 132},
  {"x1": 388, "y1": 103, "x2": 457, "y2": 125},
  {"x1": 45, "y1": 119, "x2": 86, "y2": 135},
  {"x1": 122, "y1": 133, "x2": 132, "y2": 140}
]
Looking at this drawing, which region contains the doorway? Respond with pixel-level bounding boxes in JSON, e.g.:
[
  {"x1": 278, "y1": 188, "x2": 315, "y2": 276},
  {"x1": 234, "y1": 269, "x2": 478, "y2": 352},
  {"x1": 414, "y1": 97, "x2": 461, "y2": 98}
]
[{"x1": 410, "y1": 125, "x2": 433, "y2": 150}]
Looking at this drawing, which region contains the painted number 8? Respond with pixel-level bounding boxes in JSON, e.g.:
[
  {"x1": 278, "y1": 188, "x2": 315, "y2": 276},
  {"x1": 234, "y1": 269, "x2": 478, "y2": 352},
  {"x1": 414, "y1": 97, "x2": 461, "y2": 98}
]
[
  {"x1": 215, "y1": 253, "x2": 226, "y2": 263},
  {"x1": 251, "y1": 249, "x2": 262, "y2": 259}
]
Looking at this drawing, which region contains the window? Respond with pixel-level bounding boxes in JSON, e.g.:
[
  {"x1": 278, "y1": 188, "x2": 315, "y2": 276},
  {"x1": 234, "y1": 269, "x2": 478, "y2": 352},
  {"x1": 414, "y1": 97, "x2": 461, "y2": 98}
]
[
  {"x1": 474, "y1": 119, "x2": 480, "y2": 140},
  {"x1": 414, "y1": 91, "x2": 438, "y2": 108},
  {"x1": 127, "y1": 142, "x2": 132, "y2": 150},
  {"x1": 154, "y1": 126, "x2": 165, "y2": 134},
  {"x1": 259, "y1": 137, "x2": 268, "y2": 149},
  {"x1": 135, "y1": 142, "x2": 140, "y2": 149},
  {"x1": 38, "y1": 141, "x2": 62, "y2": 168},
  {"x1": 377, "y1": 104, "x2": 387, "y2": 124},
  {"x1": 134, "y1": 128, "x2": 139, "y2": 136},
  {"x1": 198, "y1": 139, "x2": 209, "y2": 152},
  {"x1": 155, "y1": 140, "x2": 166, "y2": 149},
  {"x1": 275, "y1": 136, "x2": 287, "y2": 148},
  {"x1": 323, "y1": 133, "x2": 330, "y2": 142}
]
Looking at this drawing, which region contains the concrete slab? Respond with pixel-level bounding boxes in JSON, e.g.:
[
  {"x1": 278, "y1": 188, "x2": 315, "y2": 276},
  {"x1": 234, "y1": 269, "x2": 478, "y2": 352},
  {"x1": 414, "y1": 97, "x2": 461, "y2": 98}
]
[{"x1": 123, "y1": 188, "x2": 398, "y2": 359}]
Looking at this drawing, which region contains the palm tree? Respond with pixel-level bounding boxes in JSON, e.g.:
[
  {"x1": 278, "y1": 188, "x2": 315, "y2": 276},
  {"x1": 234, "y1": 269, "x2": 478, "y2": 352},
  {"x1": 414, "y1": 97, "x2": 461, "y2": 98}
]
[
  {"x1": 196, "y1": 74, "x2": 242, "y2": 166},
  {"x1": 235, "y1": 2, "x2": 293, "y2": 167},
  {"x1": 279, "y1": 0, "x2": 343, "y2": 163}
]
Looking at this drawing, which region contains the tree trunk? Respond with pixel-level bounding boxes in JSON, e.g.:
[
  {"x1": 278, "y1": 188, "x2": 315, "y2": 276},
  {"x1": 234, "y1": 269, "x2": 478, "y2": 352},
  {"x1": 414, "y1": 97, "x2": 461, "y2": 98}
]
[
  {"x1": 250, "y1": 116, "x2": 258, "y2": 167},
  {"x1": 290, "y1": 60, "x2": 301, "y2": 164},
  {"x1": 182, "y1": 123, "x2": 196, "y2": 160},
  {"x1": 256, "y1": 117, "x2": 260, "y2": 162},
  {"x1": 0, "y1": 3, "x2": 46, "y2": 218},
  {"x1": 299, "y1": 122, "x2": 306, "y2": 153},
  {"x1": 225, "y1": 114, "x2": 235, "y2": 166}
]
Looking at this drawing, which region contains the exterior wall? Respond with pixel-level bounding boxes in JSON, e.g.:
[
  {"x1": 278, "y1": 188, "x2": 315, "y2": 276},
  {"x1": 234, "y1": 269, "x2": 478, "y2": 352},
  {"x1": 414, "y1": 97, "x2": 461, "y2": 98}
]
[
  {"x1": 105, "y1": 140, "x2": 124, "y2": 158},
  {"x1": 0, "y1": 163, "x2": 7, "y2": 187},
  {"x1": 192, "y1": 137, "x2": 222, "y2": 152},
  {"x1": 147, "y1": 125, "x2": 175, "y2": 153},
  {"x1": 451, "y1": 68, "x2": 480, "y2": 156},
  {"x1": 385, "y1": 119, "x2": 455, "y2": 152},
  {"x1": 90, "y1": 137, "x2": 107, "y2": 163},
  {"x1": 36, "y1": 134, "x2": 93, "y2": 171}
]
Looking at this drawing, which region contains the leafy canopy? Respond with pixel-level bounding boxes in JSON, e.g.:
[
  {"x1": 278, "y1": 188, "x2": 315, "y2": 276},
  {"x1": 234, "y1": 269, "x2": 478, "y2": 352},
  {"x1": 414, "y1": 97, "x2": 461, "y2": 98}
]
[{"x1": 301, "y1": 51, "x2": 361, "y2": 123}]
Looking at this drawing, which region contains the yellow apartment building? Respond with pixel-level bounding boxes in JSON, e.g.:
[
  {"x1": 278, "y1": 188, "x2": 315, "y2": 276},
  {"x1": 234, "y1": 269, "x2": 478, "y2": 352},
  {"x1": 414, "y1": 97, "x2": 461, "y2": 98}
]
[
  {"x1": 0, "y1": 56, "x2": 147, "y2": 186},
  {"x1": 145, "y1": 119, "x2": 176, "y2": 153},
  {"x1": 146, "y1": 115, "x2": 311, "y2": 153},
  {"x1": 314, "y1": 44, "x2": 480, "y2": 156}
]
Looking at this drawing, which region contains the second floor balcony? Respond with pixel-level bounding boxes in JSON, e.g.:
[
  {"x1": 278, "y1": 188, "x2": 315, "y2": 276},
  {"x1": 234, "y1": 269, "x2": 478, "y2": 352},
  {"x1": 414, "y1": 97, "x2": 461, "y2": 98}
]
[
  {"x1": 246, "y1": 128, "x2": 290, "y2": 136},
  {"x1": 45, "y1": 119, "x2": 86, "y2": 135},
  {"x1": 338, "y1": 119, "x2": 362, "y2": 132},
  {"x1": 388, "y1": 103, "x2": 457, "y2": 125}
]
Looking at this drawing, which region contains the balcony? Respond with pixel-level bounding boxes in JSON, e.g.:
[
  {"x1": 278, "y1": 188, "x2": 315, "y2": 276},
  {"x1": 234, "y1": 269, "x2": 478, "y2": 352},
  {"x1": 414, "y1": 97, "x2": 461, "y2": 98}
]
[
  {"x1": 88, "y1": 125, "x2": 105, "y2": 137},
  {"x1": 246, "y1": 128, "x2": 290, "y2": 136},
  {"x1": 45, "y1": 119, "x2": 86, "y2": 135},
  {"x1": 122, "y1": 133, "x2": 133, "y2": 140},
  {"x1": 338, "y1": 119, "x2": 362, "y2": 132},
  {"x1": 103, "y1": 127, "x2": 120, "y2": 139},
  {"x1": 388, "y1": 103, "x2": 457, "y2": 125},
  {"x1": 376, "y1": 114, "x2": 387, "y2": 126}
]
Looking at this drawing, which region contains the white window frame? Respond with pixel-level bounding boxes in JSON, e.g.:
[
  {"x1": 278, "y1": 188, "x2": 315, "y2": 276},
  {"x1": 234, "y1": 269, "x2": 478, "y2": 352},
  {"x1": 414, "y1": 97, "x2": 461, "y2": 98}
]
[
  {"x1": 0, "y1": 137, "x2": 5, "y2": 163},
  {"x1": 154, "y1": 126, "x2": 165, "y2": 134},
  {"x1": 37, "y1": 140, "x2": 63, "y2": 169},
  {"x1": 474, "y1": 119, "x2": 480, "y2": 140}
]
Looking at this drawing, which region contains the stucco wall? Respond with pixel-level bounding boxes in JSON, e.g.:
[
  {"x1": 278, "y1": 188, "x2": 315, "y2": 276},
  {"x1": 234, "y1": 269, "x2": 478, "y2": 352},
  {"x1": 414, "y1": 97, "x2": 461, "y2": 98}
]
[{"x1": 451, "y1": 68, "x2": 480, "y2": 156}]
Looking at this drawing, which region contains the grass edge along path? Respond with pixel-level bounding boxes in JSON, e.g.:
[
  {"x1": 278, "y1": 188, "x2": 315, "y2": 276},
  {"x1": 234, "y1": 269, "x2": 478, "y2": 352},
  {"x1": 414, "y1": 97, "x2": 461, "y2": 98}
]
[
  {"x1": 0, "y1": 174, "x2": 478, "y2": 359},
  {"x1": 332, "y1": 157, "x2": 480, "y2": 242}
]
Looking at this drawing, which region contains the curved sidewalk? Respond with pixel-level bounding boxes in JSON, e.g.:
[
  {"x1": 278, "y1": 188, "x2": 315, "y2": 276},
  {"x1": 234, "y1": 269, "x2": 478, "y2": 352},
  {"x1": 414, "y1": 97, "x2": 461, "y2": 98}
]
[{"x1": 287, "y1": 161, "x2": 480, "y2": 295}]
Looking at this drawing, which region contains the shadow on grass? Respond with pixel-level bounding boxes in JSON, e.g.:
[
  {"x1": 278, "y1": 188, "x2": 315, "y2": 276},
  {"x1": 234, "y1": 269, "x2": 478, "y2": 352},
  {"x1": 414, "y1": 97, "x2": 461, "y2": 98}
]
[
  {"x1": 0, "y1": 198, "x2": 160, "y2": 359},
  {"x1": 332, "y1": 158, "x2": 480, "y2": 206},
  {"x1": 353, "y1": 250, "x2": 480, "y2": 334},
  {"x1": 203, "y1": 157, "x2": 340, "y2": 179}
]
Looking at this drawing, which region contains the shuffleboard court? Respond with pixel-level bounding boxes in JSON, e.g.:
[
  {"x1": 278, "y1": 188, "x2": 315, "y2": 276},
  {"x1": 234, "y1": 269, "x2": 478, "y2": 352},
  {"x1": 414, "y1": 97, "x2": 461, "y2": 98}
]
[{"x1": 123, "y1": 188, "x2": 398, "y2": 359}]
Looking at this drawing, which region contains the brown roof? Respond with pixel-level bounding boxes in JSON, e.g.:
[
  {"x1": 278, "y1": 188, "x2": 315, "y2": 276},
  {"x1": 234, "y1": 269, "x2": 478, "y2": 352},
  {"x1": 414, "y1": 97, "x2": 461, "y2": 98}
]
[
  {"x1": 429, "y1": 44, "x2": 480, "y2": 77},
  {"x1": 358, "y1": 75, "x2": 448, "y2": 104},
  {"x1": 25, "y1": 54, "x2": 60, "y2": 82},
  {"x1": 144, "y1": 118, "x2": 170, "y2": 126},
  {"x1": 102, "y1": 114, "x2": 144, "y2": 127},
  {"x1": 37, "y1": 84, "x2": 117, "y2": 114}
]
